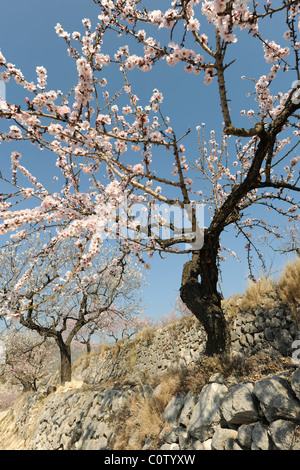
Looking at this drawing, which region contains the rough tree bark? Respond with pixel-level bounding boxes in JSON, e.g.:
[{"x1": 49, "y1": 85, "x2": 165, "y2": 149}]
[
  {"x1": 180, "y1": 237, "x2": 230, "y2": 356},
  {"x1": 57, "y1": 335, "x2": 72, "y2": 385}
]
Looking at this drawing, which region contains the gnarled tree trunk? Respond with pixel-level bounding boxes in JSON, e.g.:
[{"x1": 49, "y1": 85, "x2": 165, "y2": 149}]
[
  {"x1": 56, "y1": 335, "x2": 72, "y2": 385},
  {"x1": 180, "y1": 235, "x2": 230, "y2": 356}
]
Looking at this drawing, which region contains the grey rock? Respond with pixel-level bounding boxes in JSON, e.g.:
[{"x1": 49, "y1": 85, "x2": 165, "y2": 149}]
[
  {"x1": 273, "y1": 329, "x2": 293, "y2": 355},
  {"x1": 221, "y1": 383, "x2": 259, "y2": 425},
  {"x1": 94, "y1": 420, "x2": 111, "y2": 440},
  {"x1": 269, "y1": 420, "x2": 299, "y2": 450},
  {"x1": 251, "y1": 442, "x2": 260, "y2": 450},
  {"x1": 141, "y1": 438, "x2": 154, "y2": 450},
  {"x1": 209, "y1": 372, "x2": 224, "y2": 383},
  {"x1": 270, "y1": 317, "x2": 281, "y2": 329},
  {"x1": 267, "y1": 308, "x2": 278, "y2": 319},
  {"x1": 46, "y1": 385, "x2": 57, "y2": 395},
  {"x1": 89, "y1": 436, "x2": 107, "y2": 450},
  {"x1": 254, "y1": 332, "x2": 264, "y2": 343},
  {"x1": 291, "y1": 368, "x2": 300, "y2": 401},
  {"x1": 178, "y1": 429, "x2": 190, "y2": 449},
  {"x1": 178, "y1": 392, "x2": 198, "y2": 427},
  {"x1": 163, "y1": 426, "x2": 188, "y2": 449},
  {"x1": 160, "y1": 443, "x2": 171, "y2": 450},
  {"x1": 239, "y1": 335, "x2": 249, "y2": 347},
  {"x1": 70, "y1": 425, "x2": 83, "y2": 446},
  {"x1": 264, "y1": 327, "x2": 274, "y2": 341},
  {"x1": 253, "y1": 375, "x2": 300, "y2": 422},
  {"x1": 187, "y1": 383, "x2": 228, "y2": 441},
  {"x1": 192, "y1": 439, "x2": 212, "y2": 450},
  {"x1": 251, "y1": 422, "x2": 271, "y2": 450},
  {"x1": 164, "y1": 426, "x2": 181, "y2": 444},
  {"x1": 211, "y1": 427, "x2": 238, "y2": 450},
  {"x1": 232, "y1": 440, "x2": 244, "y2": 450},
  {"x1": 61, "y1": 433, "x2": 72, "y2": 450},
  {"x1": 162, "y1": 394, "x2": 186, "y2": 425},
  {"x1": 238, "y1": 423, "x2": 255, "y2": 449}
]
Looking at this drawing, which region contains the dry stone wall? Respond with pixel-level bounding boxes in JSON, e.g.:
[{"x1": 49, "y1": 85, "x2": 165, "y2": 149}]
[
  {"x1": 231, "y1": 301, "x2": 299, "y2": 357},
  {"x1": 71, "y1": 317, "x2": 207, "y2": 385},
  {"x1": 2, "y1": 367, "x2": 300, "y2": 450},
  {"x1": 70, "y1": 300, "x2": 300, "y2": 386}
]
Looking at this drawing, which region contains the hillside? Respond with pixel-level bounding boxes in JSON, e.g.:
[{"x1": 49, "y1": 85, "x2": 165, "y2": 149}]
[{"x1": 0, "y1": 258, "x2": 300, "y2": 451}]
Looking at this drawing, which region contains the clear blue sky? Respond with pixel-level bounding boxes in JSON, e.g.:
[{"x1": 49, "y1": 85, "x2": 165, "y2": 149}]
[{"x1": 0, "y1": 1, "x2": 298, "y2": 321}]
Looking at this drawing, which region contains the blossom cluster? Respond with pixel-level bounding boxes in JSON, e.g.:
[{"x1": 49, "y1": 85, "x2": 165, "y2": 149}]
[
  {"x1": 263, "y1": 40, "x2": 290, "y2": 63},
  {"x1": 202, "y1": 0, "x2": 256, "y2": 43},
  {"x1": 0, "y1": 0, "x2": 299, "y2": 307}
]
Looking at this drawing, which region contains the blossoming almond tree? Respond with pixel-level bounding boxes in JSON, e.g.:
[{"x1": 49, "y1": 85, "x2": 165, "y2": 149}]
[
  {"x1": 0, "y1": 235, "x2": 145, "y2": 384},
  {"x1": 0, "y1": 0, "x2": 299, "y2": 355},
  {"x1": 3, "y1": 329, "x2": 56, "y2": 392}
]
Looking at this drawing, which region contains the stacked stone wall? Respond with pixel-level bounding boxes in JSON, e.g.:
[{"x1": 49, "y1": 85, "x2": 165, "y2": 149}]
[{"x1": 70, "y1": 301, "x2": 300, "y2": 385}]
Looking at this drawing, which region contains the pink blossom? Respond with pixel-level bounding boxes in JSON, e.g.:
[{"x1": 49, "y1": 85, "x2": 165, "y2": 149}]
[
  {"x1": 96, "y1": 114, "x2": 111, "y2": 125},
  {"x1": 95, "y1": 53, "x2": 110, "y2": 67},
  {"x1": 132, "y1": 164, "x2": 144, "y2": 174},
  {"x1": 21, "y1": 188, "x2": 34, "y2": 199},
  {"x1": 263, "y1": 40, "x2": 290, "y2": 63},
  {"x1": 36, "y1": 66, "x2": 47, "y2": 90},
  {"x1": 57, "y1": 105, "x2": 71, "y2": 115},
  {"x1": 187, "y1": 18, "x2": 200, "y2": 31},
  {"x1": 55, "y1": 23, "x2": 70, "y2": 39}
]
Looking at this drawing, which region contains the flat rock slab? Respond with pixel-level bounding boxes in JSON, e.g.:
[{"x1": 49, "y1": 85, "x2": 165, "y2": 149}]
[{"x1": 253, "y1": 375, "x2": 300, "y2": 423}]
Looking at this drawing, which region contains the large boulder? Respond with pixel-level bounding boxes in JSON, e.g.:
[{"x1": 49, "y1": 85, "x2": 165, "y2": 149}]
[
  {"x1": 253, "y1": 375, "x2": 300, "y2": 423},
  {"x1": 162, "y1": 395, "x2": 186, "y2": 425},
  {"x1": 251, "y1": 422, "x2": 272, "y2": 450},
  {"x1": 220, "y1": 383, "x2": 259, "y2": 425},
  {"x1": 269, "y1": 420, "x2": 300, "y2": 450},
  {"x1": 211, "y1": 427, "x2": 240, "y2": 450},
  {"x1": 291, "y1": 368, "x2": 300, "y2": 401},
  {"x1": 187, "y1": 383, "x2": 228, "y2": 441}
]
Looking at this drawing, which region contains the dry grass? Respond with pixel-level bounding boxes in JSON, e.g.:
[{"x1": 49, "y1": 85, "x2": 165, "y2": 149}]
[
  {"x1": 113, "y1": 395, "x2": 168, "y2": 450},
  {"x1": 222, "y1": 258, "x2": 300, "y2": 320},
  {"x1": 277, "y1": 257, "x2": 300, "y2": 321},
  {"x1": 124, "y1": 342, "x2": 138, "y2": 373},
  {"x1": 134, "y1": 326, "x2": 156, "y2": 344},
  {"x1": 221, "y1": 277, "x2": 277, "y2": 324},
  {"x1": 71, "y1": 350, "x2": 97, "y2": 372},
  {"x1": 99, "y1": 343, "x2": 111, "y2": 355},
  {"x1": 177, "y1": 351, "x2": 296, "y2": 395},
  {"x1": 112, "y1": 370, "x2": 184, "y2": 450},
  {"x1": 237, "y1": 276, "x2": 277, "y2": 312},
  {"x1": 152, "y1": 370, "x2": 185, "y2": 408},
  {"x1": 222, "y1": 294, "x2": 242, "y2": 326},
  {"x1": 112, "y1": 327, "x2": 156, "y2": 372}
]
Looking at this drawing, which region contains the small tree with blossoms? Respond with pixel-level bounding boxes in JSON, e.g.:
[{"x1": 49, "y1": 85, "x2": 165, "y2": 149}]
[
  {"x1": 0, "y1": 0, "x2": 299, "y2": 355},
  {"x1": 3, "y1": 329, "x2": 56, "y2": 392},
  {"x1": 76, "y1": 307, "x2": 152, "y2": 346},
  {"x1": 0, "y1": 235, "x2": 145, "y2": 384}
]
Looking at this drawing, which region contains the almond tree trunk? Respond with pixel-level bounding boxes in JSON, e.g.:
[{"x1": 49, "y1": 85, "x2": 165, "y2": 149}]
[
  {"x1": 56, "y1": 335, "x2": 72, "y2": 385},
  {"x1": 180, "y1": 236, "x2": 230, "y2": 355}
]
